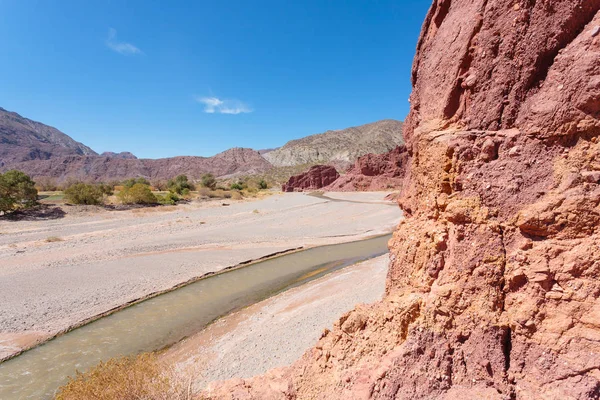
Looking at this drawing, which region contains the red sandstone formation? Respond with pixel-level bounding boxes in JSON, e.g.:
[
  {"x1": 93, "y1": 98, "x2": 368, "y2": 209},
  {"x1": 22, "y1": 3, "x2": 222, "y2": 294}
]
[
  {"x1": 203, "y1": 1, "x2": 600, "y2": 399},
  {"x1": 282, "y1": 165, "x2": 340, "y2": 192},
  {"x1": 325, "y1": 145, "x2": 409, "y2": 192}
]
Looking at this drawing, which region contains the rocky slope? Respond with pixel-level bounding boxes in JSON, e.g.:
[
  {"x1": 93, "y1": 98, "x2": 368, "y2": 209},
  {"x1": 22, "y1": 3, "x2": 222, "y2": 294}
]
[
  {"x1": 0, "y1": 107, "x2": 96, "y2": 166},
  {"x1": 203, "y1": 1, "x2": 600, "y2": 399},
  {"x1": 263, "y1": 120, "x2": 404, "y2": 167},
  {"x1": 6, "y1": 148, "x2": 271, "y2": 181},
  {"x1": 325, "y1": 146, "x2": 409, "y2": 192},
  {"x1": 281, "y1": 165, "x2": 340, "y2": 192}
]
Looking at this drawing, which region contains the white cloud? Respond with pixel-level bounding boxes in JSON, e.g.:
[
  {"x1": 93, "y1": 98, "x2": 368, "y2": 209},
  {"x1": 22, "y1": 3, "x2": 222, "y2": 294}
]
[
  {"x1": 195, "y1": 96, "x2": 252, "y2": 114},
  {"x1": 106, "y1": 28, "x2": 142, "y2": 55}
]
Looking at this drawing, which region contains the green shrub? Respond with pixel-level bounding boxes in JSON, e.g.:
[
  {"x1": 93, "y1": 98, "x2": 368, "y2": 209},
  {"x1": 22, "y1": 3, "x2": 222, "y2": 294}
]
[
  {"x1": 118, "y1": 183, "x2": 157, "y2": 205},
  {"x1": 0, "y1": 170, "x2": 38, "y2": 213},
  {"x1": 200, "y1": 174, "x2": 217, "y2": 190},
  {"x1": 230, "y1": 182, "x2": 244, "y2": 190},
  {"x1": 258, "y1": 179, "x2": 268, "y2": 190},
  {"x1": 64, "y1": 183, "x2": 104, "y2": 205},
  {"x1": 167, "y1": 175, "x2": 195, "y2": 195},
  {"x1": 122, "y1": 177, "x2": 150, "y2": 189},
  {"x1": 157, "y1": 192, "x2": 180, "y2": 205}
]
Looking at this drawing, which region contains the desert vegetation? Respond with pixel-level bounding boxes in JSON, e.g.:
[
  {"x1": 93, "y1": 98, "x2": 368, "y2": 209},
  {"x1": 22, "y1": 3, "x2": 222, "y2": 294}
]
[
  {"x1": 0, "y1": 170, "x2": 38, "y2": 214},
  {"x1": 54, "y1": 353, "x2": 196, "y2": 400},
  {"x1": 118, "y1": 183, "x2": 158, "y2": 205},
  {"x1": 167, "y1": 175, "x2": 195, "y2": 195},
  {"x1": 18, "y1": 172, "x2": 272, "y2": 212},
  {"x1": 63, "y1": 183, "x2": 106, "y2": 205},
  {"x1": 200, "y1": 173, "x2": 217, "y2": 190}
]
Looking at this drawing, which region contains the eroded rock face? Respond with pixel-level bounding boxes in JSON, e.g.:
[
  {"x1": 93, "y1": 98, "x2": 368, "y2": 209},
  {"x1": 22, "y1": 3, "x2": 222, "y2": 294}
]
[
  {"x1": 203, "y1": 1, "x2": 600, "y2": 399},
  {"x1": 325, "y1": 146, "x2": 409, "y2": 192},
  {"x1": 282, "y1": 165, "x2": 340, "y2": 192}
]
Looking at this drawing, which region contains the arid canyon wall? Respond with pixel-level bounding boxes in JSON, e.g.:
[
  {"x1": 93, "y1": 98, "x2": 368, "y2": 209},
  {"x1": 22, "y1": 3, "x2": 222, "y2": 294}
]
[{"x1": 204, "y1": 1, "x2": 600, "y2": 398}]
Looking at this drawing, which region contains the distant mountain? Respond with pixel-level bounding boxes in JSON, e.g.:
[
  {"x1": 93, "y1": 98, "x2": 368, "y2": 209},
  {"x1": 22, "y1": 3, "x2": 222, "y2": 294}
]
[
  {"x1": 6, "y1": 148, "x2": 271, "y2": 182},
  {"x1": 0, "y1": 106, "x2": 404, "y2": 183},
  {"x1": 0, "y1": 107, "x2": 96, "y2": 167},
  {"x1": 0, "y1": 107, "x2": 271, "y2": 181},
  {"x1": 262, "y1": 119, "x2": 404, "y2": 167},
  {"x1": 100, "y1": 151, "x2": 137, "y2": 160}
]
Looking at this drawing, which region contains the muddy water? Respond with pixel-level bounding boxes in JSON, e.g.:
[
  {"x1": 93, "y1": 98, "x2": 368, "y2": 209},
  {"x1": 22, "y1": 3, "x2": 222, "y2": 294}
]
[{"x1": 0, "y1": 234, "x2": 391, "y2": 399}]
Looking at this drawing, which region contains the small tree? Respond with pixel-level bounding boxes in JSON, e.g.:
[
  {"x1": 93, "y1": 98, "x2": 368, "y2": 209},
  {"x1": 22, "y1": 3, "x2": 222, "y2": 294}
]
[
  {"x1": 200, "y1": 174, "x2": 217, "y2": 190},
  {"x1": 64, "y1": 183, "x2": 105, "y2": 205},
  {"x1": 118, "y1": 183, "x2": 157, "y2": 205},
  {"x1": 0, "y1": 170, "x2": 38, "y2": 213},
  {"x1": 167, "y1": 175, "x2": 195, "y2": 195}
]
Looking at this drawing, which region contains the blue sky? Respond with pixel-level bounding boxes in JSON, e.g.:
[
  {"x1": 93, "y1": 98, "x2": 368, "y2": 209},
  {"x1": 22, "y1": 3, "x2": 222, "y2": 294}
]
[{"x1": 0, "y1": 0, "x2": 431, "y2": 159}]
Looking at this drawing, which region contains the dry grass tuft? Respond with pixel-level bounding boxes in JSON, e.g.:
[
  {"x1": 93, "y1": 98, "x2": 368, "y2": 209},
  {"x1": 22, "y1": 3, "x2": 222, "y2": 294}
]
[
  {"x1": 45, "y1": 236, "x2": 63, "y2": 243},
  {"x1": 54, "y1": 353, "x2": 197, "y2": 400}
]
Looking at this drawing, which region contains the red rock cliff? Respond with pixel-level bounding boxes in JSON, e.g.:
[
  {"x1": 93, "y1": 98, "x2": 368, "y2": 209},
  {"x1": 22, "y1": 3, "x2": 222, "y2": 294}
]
[
  {"x1": 325, "y1": 145, "x2": 409, "y2": 192},
  {"x1": 282, "y1": 165, "x2": 340, "y2": 192},
  {"x1": 204, "y1": 1, "x2": 600, "y2": 398}
]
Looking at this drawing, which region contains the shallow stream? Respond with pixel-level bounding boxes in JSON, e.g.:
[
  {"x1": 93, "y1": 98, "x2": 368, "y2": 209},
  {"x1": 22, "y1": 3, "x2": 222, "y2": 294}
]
[{"x1": 0, "y1": 234, "x2": 391, "y2": 399}]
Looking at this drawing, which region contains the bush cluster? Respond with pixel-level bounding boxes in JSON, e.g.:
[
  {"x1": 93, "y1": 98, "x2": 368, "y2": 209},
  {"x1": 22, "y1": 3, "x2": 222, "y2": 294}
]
[
  {"x1": 168, "y1": 175, "x2": 195, "y2": 195},
  {"x1": 200, "y1": 173, "x2": 217, "y2": 190},
  {"x1": 121, "y1": 177, "x2": 150, "y2": 189},
  {"x1": 118, "y1": 183, "x2": 157, "y2": 205},
  {"x1": 64, "y1": 183, "x2": 105, "y2": 205},
  {"x1": 156, "y1": 192, "x2": 180, "y2": 205},
  {"x1": 0, "y1": 170, "x2": 38, "y2": 213}
]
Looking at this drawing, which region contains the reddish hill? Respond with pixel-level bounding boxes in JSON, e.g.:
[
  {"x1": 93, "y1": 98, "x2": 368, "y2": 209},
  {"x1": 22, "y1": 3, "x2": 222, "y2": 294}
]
[
  {"x1": 0, "y1": 107, "x2": 96, "y2": 166},
  {"x1": 6, "y1": 148, "x2": 272, "y2": 181}
]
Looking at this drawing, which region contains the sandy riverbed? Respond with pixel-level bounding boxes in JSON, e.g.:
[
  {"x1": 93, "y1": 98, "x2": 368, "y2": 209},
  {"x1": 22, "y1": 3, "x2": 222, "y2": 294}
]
[
  {"x1": 164, "y1": 254, "x2": 389, "y2": 390},
  {"x1": 0, "y1": 192, "x2": 401, "y2": 360}
]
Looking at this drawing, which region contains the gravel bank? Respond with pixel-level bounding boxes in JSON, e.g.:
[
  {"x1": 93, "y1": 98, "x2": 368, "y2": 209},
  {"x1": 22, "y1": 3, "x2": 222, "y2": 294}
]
[{"x1": 0, "y1": 192, "x2": 401, "y2": 360}]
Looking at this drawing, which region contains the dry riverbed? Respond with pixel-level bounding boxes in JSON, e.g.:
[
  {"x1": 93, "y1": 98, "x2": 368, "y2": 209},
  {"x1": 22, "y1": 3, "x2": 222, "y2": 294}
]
[{"x1": 0, "y1": 192, "x2": 401, "y2": 361}]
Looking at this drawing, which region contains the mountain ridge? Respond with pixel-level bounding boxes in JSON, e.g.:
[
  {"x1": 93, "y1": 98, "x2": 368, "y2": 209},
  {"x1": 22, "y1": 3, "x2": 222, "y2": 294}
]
[
  {"x1": 0, "y1": 107, "x2": 96, "y2": 167},
  {"x1": 0, "y1": 106, "x2": 405, "y2": 181},
  {"x1": 263, "y1": 119, "x2": 404, "y2": 167}
]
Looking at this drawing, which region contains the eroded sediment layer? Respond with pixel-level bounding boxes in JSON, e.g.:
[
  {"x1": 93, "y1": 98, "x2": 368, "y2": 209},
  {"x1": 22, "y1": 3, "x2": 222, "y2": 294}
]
[{"x1": 203, "y1": 1, "x2": 600, "y2": 398}]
